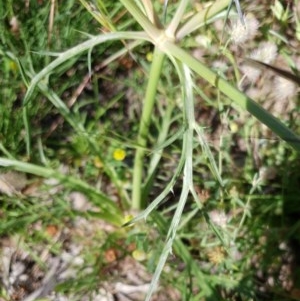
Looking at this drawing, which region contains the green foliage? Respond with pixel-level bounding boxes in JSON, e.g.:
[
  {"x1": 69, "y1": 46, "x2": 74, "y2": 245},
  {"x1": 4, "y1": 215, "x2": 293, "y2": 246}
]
[{"x1": 0, "y1": 0, "x2": 300, "y2": 300}]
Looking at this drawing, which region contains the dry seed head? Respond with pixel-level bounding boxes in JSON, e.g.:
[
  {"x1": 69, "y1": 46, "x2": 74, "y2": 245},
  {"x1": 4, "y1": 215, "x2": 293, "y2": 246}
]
[{"x1": 230, "y1": 14, "x2": 259, "y2": 45}]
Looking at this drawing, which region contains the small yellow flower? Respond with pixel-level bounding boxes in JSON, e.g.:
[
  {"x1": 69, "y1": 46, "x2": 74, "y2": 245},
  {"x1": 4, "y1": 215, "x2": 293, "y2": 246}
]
[{"x1": 113, "y1": 148, "x2": 126, "y2": 161}]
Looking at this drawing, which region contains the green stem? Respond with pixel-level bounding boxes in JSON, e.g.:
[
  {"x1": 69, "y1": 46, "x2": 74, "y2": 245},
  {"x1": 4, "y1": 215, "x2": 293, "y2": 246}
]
[{"x1": 132, "y1": 47, "x2": 165, "y2": 210}]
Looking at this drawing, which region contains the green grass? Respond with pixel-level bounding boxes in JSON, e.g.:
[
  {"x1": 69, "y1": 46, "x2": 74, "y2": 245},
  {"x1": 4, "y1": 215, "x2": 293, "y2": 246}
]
[{"x1": 1, "y1": 0, "x2": 300, "y2": 300}]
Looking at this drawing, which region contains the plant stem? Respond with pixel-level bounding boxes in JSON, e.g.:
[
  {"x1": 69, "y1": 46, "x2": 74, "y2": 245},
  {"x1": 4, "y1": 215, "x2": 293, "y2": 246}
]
[{"x1": 132, "y1": 47, "x2": 165, "y2": 210}]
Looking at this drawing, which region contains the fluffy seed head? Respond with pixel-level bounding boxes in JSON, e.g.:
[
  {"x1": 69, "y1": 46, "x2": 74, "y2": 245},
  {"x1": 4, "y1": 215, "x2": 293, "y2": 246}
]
[{"x1": 230, "y1": 14, "x2": 259, "y2": 45}]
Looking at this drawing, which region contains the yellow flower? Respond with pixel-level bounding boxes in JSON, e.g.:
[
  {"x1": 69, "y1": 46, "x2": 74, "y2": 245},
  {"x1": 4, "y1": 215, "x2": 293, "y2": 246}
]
[{"x1": 113, "y1": 148, "x2": 126, "y2": 161}]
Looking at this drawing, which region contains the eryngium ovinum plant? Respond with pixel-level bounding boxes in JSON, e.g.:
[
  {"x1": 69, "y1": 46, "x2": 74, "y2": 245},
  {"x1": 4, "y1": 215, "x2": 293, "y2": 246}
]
[{"x1": 18, "y1": 0, "x2": 300, "y2": 299}]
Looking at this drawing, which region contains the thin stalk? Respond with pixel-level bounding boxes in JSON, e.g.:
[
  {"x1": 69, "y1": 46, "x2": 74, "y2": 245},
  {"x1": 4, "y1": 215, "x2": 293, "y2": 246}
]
[
  {"x1": 132, "y1": 47, "x2": 165, "y2": 209},
  {"x1": 145, "y1": 64, "x2": 195, "y2": 301},
  {"x1": 145, "y1": 126, "x2": 192, "y2": 301}
]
